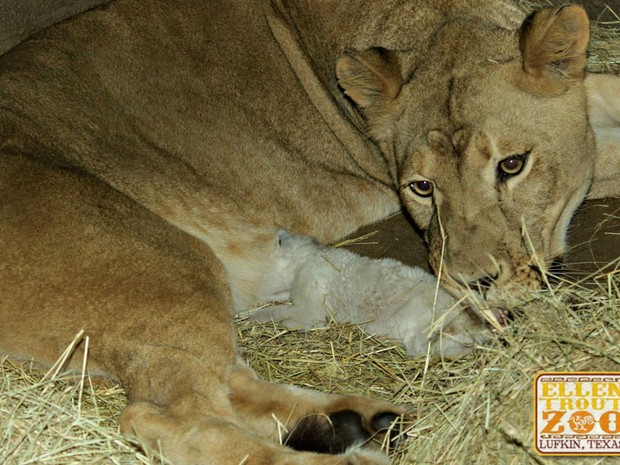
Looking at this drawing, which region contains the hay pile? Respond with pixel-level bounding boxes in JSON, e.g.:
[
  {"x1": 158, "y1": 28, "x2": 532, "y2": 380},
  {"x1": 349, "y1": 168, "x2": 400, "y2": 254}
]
[
  {"x1": 240, "y1": 271, "x2": 620, "y2": 465},
  {"x1": 247, "y1": 209, "x2": 618, "y2": 465},
  {"x1": 3, "y1": 271, "x2": 619, "y2": 464},
  {"x1": 1, "y1": 362, "x2": 143, "y2": 464},
  {"x1": 1, "y1": 2, "x2": 619, "y2": 465}
]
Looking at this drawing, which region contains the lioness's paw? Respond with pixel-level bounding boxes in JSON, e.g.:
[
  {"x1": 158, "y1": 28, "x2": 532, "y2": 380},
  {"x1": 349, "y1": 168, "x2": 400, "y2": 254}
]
[
  {"x1": 340, "y1": 448, "x2": 391, "y2": 465},
  {"x1": 118, "y1": 401, "x2": 166, "y2": 445},
  {"x1": 121, "y1": 402, "x2": 395, "y2": 465},
  {"x1": 279, "y1": 448, "x2": 391, "y2": 465},
  {"x1": 286, "y1": 401, "x2": 406, "y2": 454}
]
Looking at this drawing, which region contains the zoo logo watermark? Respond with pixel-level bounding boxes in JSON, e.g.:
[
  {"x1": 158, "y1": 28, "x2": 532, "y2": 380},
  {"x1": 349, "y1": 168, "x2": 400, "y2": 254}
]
[{"x1": 535, "y1": 373, "x2": 620, "y2": 456}]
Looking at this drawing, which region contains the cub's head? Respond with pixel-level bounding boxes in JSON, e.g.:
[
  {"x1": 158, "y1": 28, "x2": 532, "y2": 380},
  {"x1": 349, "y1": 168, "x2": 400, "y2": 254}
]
[{"x1": 337, "y1": 6, "x2": 595, "y2": 298}]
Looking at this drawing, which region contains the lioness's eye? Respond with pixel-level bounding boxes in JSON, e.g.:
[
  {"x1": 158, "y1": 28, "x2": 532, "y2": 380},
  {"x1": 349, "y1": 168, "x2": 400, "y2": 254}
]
[
  {"x1": 408, "y1": 180, "x2": 434, "y2": 197},
  {"x1": 497, "y1": 153, "x2": 528, "y2": 182}
]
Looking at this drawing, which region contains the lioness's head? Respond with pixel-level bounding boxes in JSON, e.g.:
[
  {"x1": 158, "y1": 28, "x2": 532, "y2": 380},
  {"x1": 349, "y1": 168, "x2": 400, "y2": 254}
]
[{"x1": 337, "y1": 6, "x2": 595, "y2": 298}]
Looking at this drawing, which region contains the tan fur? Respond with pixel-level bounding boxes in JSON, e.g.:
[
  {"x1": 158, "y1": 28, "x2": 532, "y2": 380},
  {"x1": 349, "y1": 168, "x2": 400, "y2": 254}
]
[
  {"x1": 0, "y1": 1, "x2": 618, "y2": 464},
  {"x1": 336, "y1": 4, "x2": 619, "y2": 296},
  {"x1": 0, "y1": 0, "x2": 109, "y2": 55}
]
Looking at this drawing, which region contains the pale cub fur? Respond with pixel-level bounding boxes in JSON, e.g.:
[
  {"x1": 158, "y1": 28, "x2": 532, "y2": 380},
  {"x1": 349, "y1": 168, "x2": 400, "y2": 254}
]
[{"x1": 249, "y1": 231, "x2": 485, "y2": 356}]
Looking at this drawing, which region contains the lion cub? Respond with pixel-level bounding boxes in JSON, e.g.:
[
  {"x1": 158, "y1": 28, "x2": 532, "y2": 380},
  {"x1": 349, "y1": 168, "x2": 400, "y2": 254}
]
[{"x1": 249, "y1": 230, "x2": 486, "y2": 356}]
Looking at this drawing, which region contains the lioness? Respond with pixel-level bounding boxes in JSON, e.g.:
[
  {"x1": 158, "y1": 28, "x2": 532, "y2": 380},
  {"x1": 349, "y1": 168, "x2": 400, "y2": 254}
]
[{"x1": 1, "y1": 1, "x2": 619, "y2": 464}]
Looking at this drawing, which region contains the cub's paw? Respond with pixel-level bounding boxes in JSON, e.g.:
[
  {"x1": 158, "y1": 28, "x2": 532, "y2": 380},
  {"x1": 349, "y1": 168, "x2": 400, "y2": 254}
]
[{"x1": 245, "y1": 303, "x2": 318, "y2": 330}]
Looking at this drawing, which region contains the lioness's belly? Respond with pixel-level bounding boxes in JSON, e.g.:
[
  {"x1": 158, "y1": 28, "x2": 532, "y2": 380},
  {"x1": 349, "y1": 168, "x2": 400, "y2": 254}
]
[{"x1": 0, "y1": 0, "x2": 399, "y2": 248}]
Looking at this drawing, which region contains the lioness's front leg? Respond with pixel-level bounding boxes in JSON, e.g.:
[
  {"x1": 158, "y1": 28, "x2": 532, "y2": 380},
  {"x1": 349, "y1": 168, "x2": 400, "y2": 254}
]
[
  {"x1": 121, "y1": 401, "x2": 394, "y2": 465},
  {"x1": 0, "y1": 155, "x2": 402, "y2": 464},
  {"x1": 228, "y1": 363, "x2": 404, "y2": 448}
]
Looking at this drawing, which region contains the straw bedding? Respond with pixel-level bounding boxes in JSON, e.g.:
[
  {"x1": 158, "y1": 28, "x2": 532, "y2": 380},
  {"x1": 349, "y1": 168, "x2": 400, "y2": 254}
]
[
  {"x1": 1, "y1": 2, "x2": 619, "y2": 464},
  {"x1": 3, "y1": 271, "x2": 619, "y2": 464}
]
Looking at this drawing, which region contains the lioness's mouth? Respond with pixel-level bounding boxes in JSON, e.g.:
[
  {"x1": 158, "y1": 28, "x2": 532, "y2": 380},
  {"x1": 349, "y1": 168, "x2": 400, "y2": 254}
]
[{"x1": 437, "y1": 257, "x2": 547, "y2": 305}]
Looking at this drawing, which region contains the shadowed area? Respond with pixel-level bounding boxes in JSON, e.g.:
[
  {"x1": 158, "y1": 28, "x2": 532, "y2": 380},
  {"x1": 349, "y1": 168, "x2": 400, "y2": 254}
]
[{"x1": 343, "y1": 198, "x2": 620, "y2": 280}]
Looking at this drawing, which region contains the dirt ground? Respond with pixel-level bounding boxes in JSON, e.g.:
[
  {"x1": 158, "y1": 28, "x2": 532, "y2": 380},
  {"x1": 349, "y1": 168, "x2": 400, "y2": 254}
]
[
  {"x1": 344, "y1": 197, "x2": 620, "y2": 280},
  {"x1": 579, "y1": 0, "x2": 620, "y2": 24}
]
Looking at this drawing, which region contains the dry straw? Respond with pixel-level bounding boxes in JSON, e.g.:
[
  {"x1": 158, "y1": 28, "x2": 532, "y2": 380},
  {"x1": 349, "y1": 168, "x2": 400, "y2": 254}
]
[{"x1": 2, "y1": 2, "x2": 619, "y2": 464}]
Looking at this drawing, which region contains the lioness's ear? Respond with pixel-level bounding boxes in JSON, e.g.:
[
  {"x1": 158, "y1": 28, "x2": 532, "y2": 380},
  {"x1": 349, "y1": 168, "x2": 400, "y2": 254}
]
[
  {"x1": 336, "y1": 48, "x2": 403, "y2": 109},
  {"x1": 519, "y1": 6, "x2": 589, "y2": 89}
]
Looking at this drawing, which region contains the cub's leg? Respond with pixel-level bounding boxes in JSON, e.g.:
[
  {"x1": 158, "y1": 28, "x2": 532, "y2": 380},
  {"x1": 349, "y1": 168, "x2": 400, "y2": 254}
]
[
  {"x1": 0, "y1": 154, "x2": 402, "y2": 464},
  {"x1": 247, "y1": 303, "x2": 323, "y2": 329}
]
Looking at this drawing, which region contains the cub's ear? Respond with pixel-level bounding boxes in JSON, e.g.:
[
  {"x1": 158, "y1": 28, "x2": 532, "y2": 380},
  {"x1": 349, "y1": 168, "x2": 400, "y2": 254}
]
[
  {"x1": 336, "y1": 48, "x2": 403, "y2": 109},
  {"x1": 518, "y1": 5, "x2": 589, "y2": 92},
  {"x1": 585, "y1": 73, "x2": 620, "y2": 199}
]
